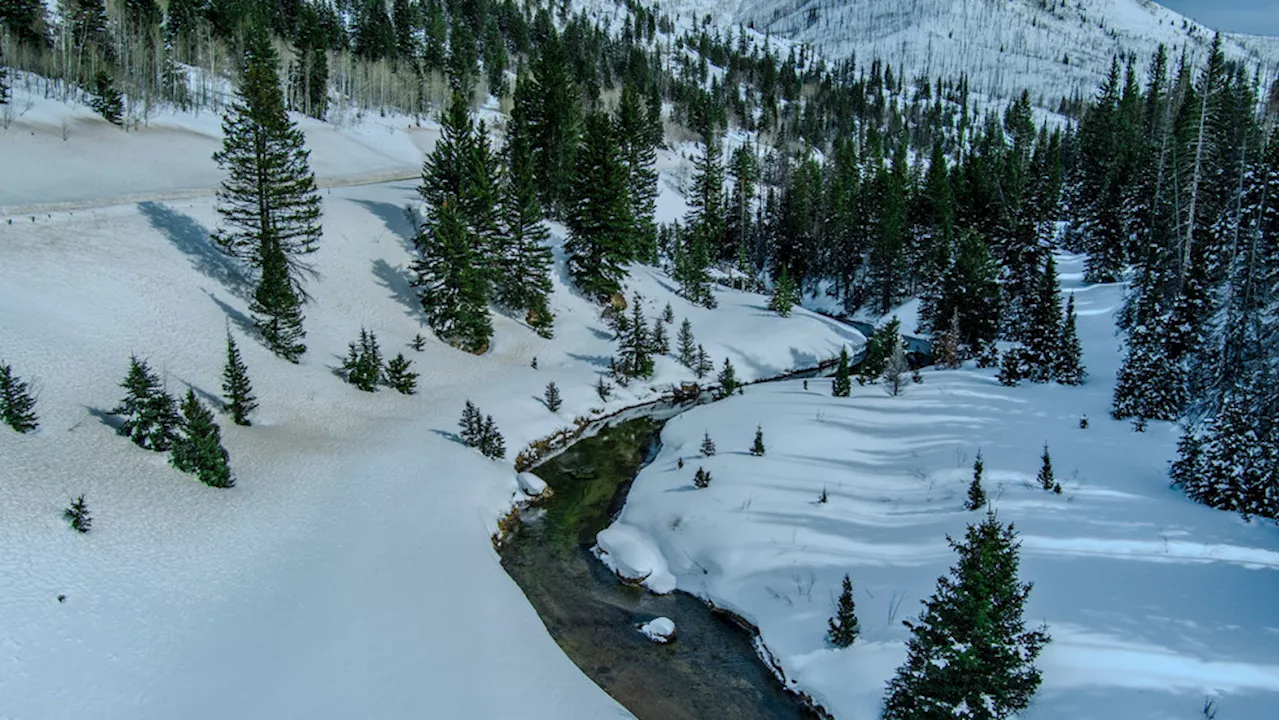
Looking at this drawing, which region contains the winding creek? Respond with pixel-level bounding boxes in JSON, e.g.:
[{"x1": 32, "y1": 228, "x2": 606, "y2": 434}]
[{"x1": 499, "y1": 328, "x2": 930, "y2": 719}]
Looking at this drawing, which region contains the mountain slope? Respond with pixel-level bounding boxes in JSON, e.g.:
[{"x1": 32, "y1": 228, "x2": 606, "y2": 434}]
[{"x1": 657, "y1": 0, "x2": 1277, "y2": 103}]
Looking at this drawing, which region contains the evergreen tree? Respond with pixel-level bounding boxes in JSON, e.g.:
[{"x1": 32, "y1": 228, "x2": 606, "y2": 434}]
[
  {"x1": 768, "y1": 265, "x2": 798, "y2": 317},
  {"x1": 932, "y1": 310, "x2": 962, "y2": 369},
  {"x1": 221, "y1": 329, "x2": 257, "y2": 426},
  {"x1": 679, "y1": 123, "x2": 724, "y2": 307},
  {"x1": 0, "y1": 362, "x2": 38, "y2": 433},
  {"x1": 695, "y1": 345, "x2": 713, "y2": 379},
  {"x1": 1053, "y1": 294, "x2": 1085, "y2": 385},
  {"x1": 171, "y1": 389, "x2": 233, "y2": 488},
  {"x1": 615, "y1": 295, "x2": 654, "y2": 379},
  {"x1": 1186, "y1": 385, "x2": 1278, "y2": 519},
  {"x1": 826, "y1": 574, "x2": 860, "y2": 648},
  {"x1": 965, "y1": 450, "x2": 987, "y2": 510},
  {"x1": 249, "y1": 237, "x2": 307, "y2": 361},
  {"x1": 544, "y1": 381, "x2": 562, "y2": 411},
  {"x1": 649, "y1": 316, "x2": 670, "y2": 355},
  {"x1": 459, "y1": 400, "x2": 482, "y2": 447},
  {"x1": 997, "y1": 346, "x2": 1028, "y2": 387},
  {"x1": 479, "y1": 414, "x2": 505, "y2": 459},
  {"x1": 412, "y1": 200, "x2": 493, "y2": 354},
  {"x1": 90, "y1": 71, "x2": 123, "y2": 126},
  {"x1": 213, "y1": 29, "x2": 322, "y2": 299},
  {"x1": 925, "y1": 230, "x2": 1000, "y2": 352},
  {"x1": 1112, "y1": 310, "x2": 1184, "y2": 421},
  {"x1": 64, "y1": 494, "x2": 91, "y2": 533},
  {"x1": 882, "y1": 511, "x2": 1050, "y2": 719},
  {"x1": 749, "y1": 425, "x2": 765, "y2": 456},
  {"x1": 384, "y1": 353, "x2": 418, "y2": 395},
  {"x1": 693, "y1": 466, "x2": 712, "y2": 489},
  {"x1": 565, "y1": 111, "x2": 633, "y2": 302},
  {"x1": 715, "y1": 357, "x2": 738, "y2": 398},
  {"x1": 111, "y1": 356, "x2": 178, "y2": 451},
  {"x1": 1024, "y1": 254, "x2": 1062, "y2": 382},
  {"x1": 662, "y1": 303, "x2": 675, "y2": 324},
  {"x1": 497, "y1": 79, "x2": 555, "y2": 337},
  {"x1": 528, "y1": 30, "x2": 581, "y2": 216},
  {"x1": 858, "y1": 318, "x2": 902, "y2": 384},
  {"x1": 883, "y1": 332, "x2": 908, "y2": 396},
  {"x1": 342, "y1": 328, "x2": 384, "y2": 392},
  {"x1": 409, "y1": 334, "x2": 426, "y2": 352},
  {"x1": 1037, "y1": 444, "x2": 1055, "y2": 490},
  {"x1": 700, "y1": 430, "x2": 716, "y2": 457},
  {"x1": 726, "y1": 143, "x2": 759, "y2": 263},
  {"x1": 831, "y1": 345, "x2": 852, "y2": 397},
  {"x1": 595, "y1": 375, "x2": 613, "y2": 402},
  {"x1": 616, "y1": 83, "x2": 659, "y2": 261},
  {"x1": 676, "y1": 318, "x2": 697, "y2": 368}
]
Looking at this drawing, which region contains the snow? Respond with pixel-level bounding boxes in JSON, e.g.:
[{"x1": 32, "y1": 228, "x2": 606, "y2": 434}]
[
  {"x1": 517, "y1": 472, "x2": 549, "y2": 498},
  {"x1": 639, "y1": 616, "x2": 677, "y2": 643},
  {"x1": 0, "y1": 103, "x2": 859, "y2": 717},
  {"x1": 598, "y1": 253, "x2": 1279, "y2": 719}
]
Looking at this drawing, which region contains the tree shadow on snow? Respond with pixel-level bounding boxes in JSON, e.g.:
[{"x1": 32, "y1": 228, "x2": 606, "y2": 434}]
[
  {"x1": 204, "y1": 290, "x2": 256, "y2": 339},
  {"x1": 567, "y1": 352, "x2": 612, "y2": 368},
  {"x1": 138, "y1": 201, "x2": 249, "y2": 298},
  {"x1": 84, "y1": 405, "x2": 122, "y2": 433},
  {"x1": 348, "y1": 199, "x2": 418, "y2": 253},
  {"x1": 372, "y1": 258, "x2": 422, "y2": 320},
  {"x1": 430, "y1": 428, "x2": 465, "y2": 446},
  {"x1": 173, "y1": 375, "x2": 225, "y2": 411}
]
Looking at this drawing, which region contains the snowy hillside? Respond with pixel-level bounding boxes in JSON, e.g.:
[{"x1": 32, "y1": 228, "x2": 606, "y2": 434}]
[
  {"x1": 0, "y1": 98, "x2": 862, "y2": 717},
  {"x1": 647, "y1": 0, "x2": 1277, "y2": 102},
  {"x1": 597, "y1": 253, "x2": 1279, "y2": 719}
]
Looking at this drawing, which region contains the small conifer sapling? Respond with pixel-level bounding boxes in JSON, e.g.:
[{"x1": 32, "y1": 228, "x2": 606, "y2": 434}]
[
  {"x1": 693, "y1": 466, "x2": 712, "y2": 488},
  {"x1": 716, "y1": 357, "x2": 739, "y2": 398},
  {"x1": 0, "y1": 362, "x2": 39, "y2": 433},
  {"x1": 700, "y1": 430, "x2": 716, "y2": 457},
  {"x1": 64, "y1": 494, "x2": 92, "y2": 533},
  {"x1": 544, "y1": 381, "x2": 562, "y2": 411},
  {"x1": 832, "y1": 345, "x2": 852, "y2": 397},
  {"x1": 384, "y1": 353, "x2": 419, "y2": 395},
  {"x1": 749, "y1": 425, "x2": 766, "y2": 456},
  {"x1": 826, "y1": 574, "x2": 860, "y2": 648},
  {"x1": 221, "y1": 329, "x2": 257, "y2": 426},
  {"x1": 171, "y1": 389, "x2": 234, "y2": 488},
  {"x1": 965, "y1": 450, "x2": 987, "y2": 511},
  {"x1": 1037, "y1": 444, "x2": 1054, "y2": 491}
]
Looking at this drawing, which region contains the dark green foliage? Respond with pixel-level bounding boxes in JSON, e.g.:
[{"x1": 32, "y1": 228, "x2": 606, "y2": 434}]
[
  {"x1": 384, "y1": 353, "x2": 418, "y2": 395},
  {"x1": 221, "y1": 330, "x2": 257, "y2": 426},
  {"x1": 768, "y1": 266, "x2": 797, "y2": 317},
  {"x1": 0, "y1": 0, "x2": 48, "y2": 47},
  {"x1": 826, "y1": 574, "x2": 859, "y2": 648},
  {"x1": 354, "y1": 0, "x2": 395, "y2": 61},
  {"x1": 1112, "y1": 314, "x2": 1184, "y2": 421},
  {"x1": 694, "y1": 344, "x2": 713, "y2": 379},
  {"x1": 90, "y1": 71, "x2": 123, "y2": 125},
  {"x1": 616, "y1": 83, "x2": 659, "y2": 261},
  {"x1": 171, "y1": 389, "x2": 233, "y2": 488},
  {"x1": 676, "y1": 318, "x2": 697, "y2": 368},
  {"x1": 0, "y1": 362, "x2": 38, "y2": 433},
  {"x1": 1053, "y1": 295, "x2": 1085, "y2": 385},
  {"x1": 932, "y1": 311, "x2": 963, "y2": 369},
  {"x1": 997, "y1": 346, "x2": 1028, "y2": 387},
  {"x1": 715, "y1": 357, "x2": 739, "y2": 399},
  {"x1": 530, "y1": 356, "x2": 538, "y2": 370},
  {"x1": 566, "y1": 111, "x2": 633, "y2": 303},
  {"x1": 528, "y1": 30, "x2": 581, "y2": 216},
  {"x1": 699, "y1": 430, "x2": 716, "y2": 457},
  {"x1": 409, "y1": 334, "x2": 427, "y2": 351},
  {"x1": 615, "y1": 295, "x2": 654, "y2": 379},
  {"x1": 965, "y1": 450, "x2": 987, "y2": 511},
  {"x1": 412, "y1": 200, "x2": 492, "y2": 354},
  {"x1": 662, "y1": 303, "x2": 674, "y2": 324},
  {"x1": 1024, "y1": 255, "x2": 1061, "y2": 382},
  {"x1": 749, "y1": 425, "x2": 765, "y2": 456},
  {"x1": 679, "y1": 123, "x2": 724, "y2": 305},
  {"x1": 459, "y1": 400, "x2": 482, "y2": 447},
  {"x1": 544, "y1": 381, "x2": 562, "y2": 411},
  {"x1": 64, "y1": 495, "x2": 91, "y2": 533},
  {"x1": 497, "y1": 80, "x2": 555, "y2": 337},
  {"x1": 111, "y1": 356, "x2": 178, "y2": 451},
  {"x1": 649, "y1": 316, "x2": 669, "y2": 355},
  {"x1": 213, "y1": 29, "x2": 322, "y2": 299},
  {"x1": 595, "y1": 375, "x2": 612, "y2": 402},
  {"x1": 250, "y1": 237, "x2": 307, "y2": 361},
  {"x1": 342, "y1": 328, "x2": 384, "y2": 392},
  {"x1": 924, "y1": 230, "x2": 1001, "y2": 352},
  {"x1": 857, "y1": 318, "x2": 901, "y2": 384},
  {"x1": 831, "y1": 345, "x2": 851, "y2": 397},
  {"x1": 882, "y1": 511, "x2": 1049, "y2": 719},
  {"x1": 1179, "y1": 385, "x2": 1278, "y2": 519},
  {"x1": 1037, "y1": 444, "x2": 1054, "y2": 491},
  {"x1": 479, "y1": 414, "x2": 505, "y2": 459},
  {"x1": 693, "y1": 466, "x2": 712, "y2": 489}
]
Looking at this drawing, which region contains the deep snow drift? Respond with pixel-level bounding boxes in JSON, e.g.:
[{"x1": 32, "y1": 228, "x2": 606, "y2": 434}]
[
  {"x1": 0, "y1": 99, "x2": 860, "y2": 717},
  {"x1": 597, "y1": 254, "x2": 1279, "y2": 719}
]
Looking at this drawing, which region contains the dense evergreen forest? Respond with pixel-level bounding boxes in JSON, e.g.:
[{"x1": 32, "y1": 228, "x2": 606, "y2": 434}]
[{"x1": 1, "y1": 0, "x2": 1274, "y2": 517}]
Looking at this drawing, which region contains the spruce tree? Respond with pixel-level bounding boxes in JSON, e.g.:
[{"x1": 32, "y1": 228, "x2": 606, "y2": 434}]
[
  {"x1": 479, "y1": 415, "x2": 505, "y2": 459},
  {"x1": 566, "y1": 111, "x2": 633, "y2": 303},
  {"x1": 676, "y1": 318, "x2": 697, "y2": 368},
  {"x1": 1024, "y1": 254, "x2": 1062, "y2": 382},
  {"x1": 858, "y1": 318, "x2": 902, "y2": 384},
  {"x1": 932, "y1": 310, "x2": 962, "y2": 369},
  {"x1": 750, "y1": 425, "x2": 765, "y2": 456},
  {"x1": 0, "y1": 362, "x2": 38, "y2": 433},
  {"x1": 528, "y1": 30, "x2": 581, "y2": 216},
  {"x1": 90, "y1": 71, "x2": 123, "y2": 126},
  {"x1": 768, "y1": 266, "x2": 798, "y2": 317},
  {"x1": 965, "y1": 450, "x2": 987, "y2": 510},
  {"x1": 497, "y1": 81, "x2": 555, "y2": 337},
  {"x1": 616, "y1": 83, "x2": 659, "y2": 261},
  {"x1": 927, "y1": 230, "x2": 1000, "y2": 352},
  {"x1": 544, "y1": 381, "x2": 562, "y2": 411},
  {"x1": 826, "y1": 574, "x2": 860, "y2": 648},
  {"x1": 695, "y1": 345, "x2": 713, "y2": 379},
  {"x1": 459, "y1": 401, "x2": 482, "y2": 447},
  {"x1": 831, "y1": 345, "x2": 852, "y2": 397},
  {"x1": 213, "y1": 28, "x2": 322, "y2": 299},
  {"x1": 662, "y1": 303, "x2": 675, "y2": 324},
  {"x1": 171, "y1": 389, "x2": 233, "y2": 488},
  {"x1": 384, "y1": 353, "x2": 418, "y2": 395},
  {"x1": 64, "y1": 494, "x2": 91, "y2": 533},
  {"x1": 693, "y1": 466, "x2": 712, "y2": 488},
  {"x1": 111, "y1": 356, "x2": 178, "y2": 451},
  {"x1": 700, "y1": 430, "x2": 717, "y2": 457},
  {"x1": 681, "y1": 123, "x2": 724, "y2": 306},
  {"x1": 595, "y1": 375, "x2": 613, "y2": 402},
  {"x1": 615, "y1": 296, "x2": 654, "y2": 379},
  {"x1": 412, "y1": 200, "x2": 493, "y2": 354},
  {"x1": 221, "y1": 329, "x2": 257, "y2": 426},
  {"x1": 715, "y1": 358, "x2": 738, "y2": 398},
  {"x1": 409, "y1": 334, "x2": 427, "y2": 352},
  {"x1": 250, "y1": 237, "x2": 307, "y2": 361},
  {"x1": 882, "y1": 332, "x2": 908, "y2": 396},
  {"x1": 882, "y1": 511, "x2": 1050, "y2": 719},
  {"x1": 342, "y1": 328, "x2": 384, "y2": 392},
  {"x1": 1053, "y1": 294, "x2": 1086, "y2": 385},
  {"x1": 1037, "y1": 444, "x2": 1055, "y2": 491},
  {"x1": 1187, "y1": 385, "x2": 1278, "y2": 518},
  {"x1": 649, "y1": 316, "x2": 670, "y2": 355},
  {"x1": 1112, "y1": 314, "x2": 1184, "y2": 421},
  {"x1": 997, "y1": 346, "x2": 1028, "y2": 387}
]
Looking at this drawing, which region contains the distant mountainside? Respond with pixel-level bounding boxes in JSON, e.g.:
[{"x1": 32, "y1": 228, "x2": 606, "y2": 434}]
[{"x1": 655, "y1": 0, "x2": 1278, "y2": 103}]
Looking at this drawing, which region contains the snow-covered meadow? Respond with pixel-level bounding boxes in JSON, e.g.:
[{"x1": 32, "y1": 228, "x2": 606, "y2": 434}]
[
  {"x1": 0, "y1": 99, "x2": 861, "y2": 716},
  {"x1": 597, "y1": 254, "x2": 1280, "y2": 719}
]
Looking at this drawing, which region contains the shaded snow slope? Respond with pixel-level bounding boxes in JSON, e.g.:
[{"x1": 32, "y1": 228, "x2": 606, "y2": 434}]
[
  {"x1": 598, "y1": 253, "x2": 1279, "y2": 719},
  {"x1": 0, "y1": 144, "x2": 860, "y2": 716}
]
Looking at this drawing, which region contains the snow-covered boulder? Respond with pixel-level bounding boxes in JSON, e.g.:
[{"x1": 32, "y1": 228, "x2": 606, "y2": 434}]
[
  {"x1": 517, "y1": 472, "x2": 548, "y2": 498},
  {"x1": 638, "y1": 617, "x2": 676, "y2": 643},
  {"x1": 593, "y1": 524, "x2": 677, "y2": 594}
]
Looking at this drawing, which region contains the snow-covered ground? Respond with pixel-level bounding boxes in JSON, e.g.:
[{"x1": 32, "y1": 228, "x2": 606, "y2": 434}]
[
  {"x1": 0, "y1": 103, "x2": 861, "y2": 716},
  {"x1": 597, "y1": 254, "x2": 1279, "y2": 719}
]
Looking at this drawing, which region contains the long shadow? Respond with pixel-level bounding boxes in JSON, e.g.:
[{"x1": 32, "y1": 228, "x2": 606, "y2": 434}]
[
  {"x1": 430, "y1": 428, "x2": 465, "y2": 446},
  {"x1": 349, "y1": 198, "x2": 418, "y2": 253},
  {"x1": 174, "y1": 375, "x2": 225, "y2": 411},
  {"x1": 138, "y1": 201, "x2": 249, "y2": 298},
  {"x1": 205, "y1": 290, "x2": 256, "y2": 339},
  {"x1": 372, "y1": 258, "x2": 422, "y2": 320},
  {"x1": 567, "y1": 352, "x2": 612, "y2": 368},
  {"x1": 85, "y1": 405, "x2": 122, "y2": 433}
]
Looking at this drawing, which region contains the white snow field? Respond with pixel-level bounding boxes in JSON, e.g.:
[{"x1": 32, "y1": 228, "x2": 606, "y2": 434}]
[
  {"x1": 598, "y1": 254, "x2": 1280, "y2": 719},
  {"x1": 0, "y1": 104, "x2": 861, "y2": 717}
]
